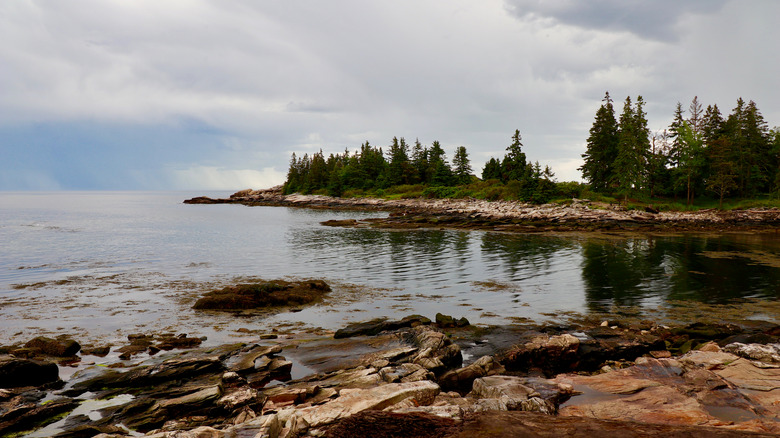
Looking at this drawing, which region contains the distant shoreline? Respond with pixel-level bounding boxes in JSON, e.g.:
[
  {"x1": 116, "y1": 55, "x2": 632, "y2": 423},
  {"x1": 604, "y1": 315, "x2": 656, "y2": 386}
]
[{"x1": 184, "y1": 187, "x2": 780, "y2": 233}]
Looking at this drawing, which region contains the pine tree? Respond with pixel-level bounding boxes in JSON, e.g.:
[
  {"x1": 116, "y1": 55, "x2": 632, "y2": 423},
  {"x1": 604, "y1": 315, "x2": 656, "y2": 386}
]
[
  {"x1": 452, "y1": 146, "x2": 472, "y2": 184},
  {"x1": 613, "y1": 96, "x2": 648, "y2": 198},
  {"x1": 580, "y1": 92, "x2": 619, "y2": 192},
  {"x1": 481, "y1": 158, "x2": 502, "y2": 181},
  {"x1": 502, "y1": 129, "x2": 527, "y2": 182}
]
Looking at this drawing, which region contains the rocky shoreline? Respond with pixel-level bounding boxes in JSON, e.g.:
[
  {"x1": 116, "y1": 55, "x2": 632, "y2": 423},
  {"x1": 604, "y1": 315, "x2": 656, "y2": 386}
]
[
  {"x1": 4, "y1": 314, "x2": 780, "y2": 437},
  {"x1": 185, "y1": 187, "x2": 780, "y2": 233}
]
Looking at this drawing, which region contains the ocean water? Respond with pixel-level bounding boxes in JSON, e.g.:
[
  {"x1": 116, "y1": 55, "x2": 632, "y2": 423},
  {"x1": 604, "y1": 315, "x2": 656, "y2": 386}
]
[{"x1": 2, "y1": 191, "x2": 780, "y2": 346}]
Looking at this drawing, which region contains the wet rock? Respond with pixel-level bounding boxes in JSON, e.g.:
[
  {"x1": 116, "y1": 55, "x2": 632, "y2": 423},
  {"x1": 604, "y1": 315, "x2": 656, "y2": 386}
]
[
  {"x1": 64, "y1": 356, "x2": 223, "y2": 396},
  {"x1": 673, "y1": 322, "x2": 743, "y2": 340},
  {"x1": 81, "y1": 345, "x2": 111, "y2": 357},
  {"x1": 438, "y1": 355, "x2": 504, "y2": 393},
  {"x1": 499, "y1": 333, "x2": 580, "y2": 376},
  {"x1": 225, "y1": 344, "x2": 283, "y2": 374},
  {"x1": 192, "y1": 280, "x2": 330, "y2": 311},
  {"x1": 333, "y1": 315, "x2": 431, "y2": 339},
  {"x1": 0, "y1": 396, "x2": 79, "y2": 436},
  {"x1": 0, "y1": 355, "x2": 60, "y2": 388},
  {"x1": 24, "y1": 336, "x2": 81, "y2": 357},
  {"x1": 434, "y1": 313, "x2": 470, "y2": 328}
]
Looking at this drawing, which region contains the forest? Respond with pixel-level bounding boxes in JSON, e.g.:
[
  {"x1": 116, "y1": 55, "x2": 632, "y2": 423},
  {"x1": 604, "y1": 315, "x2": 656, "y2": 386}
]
[{"x1": 283, "y1": 93, "x2": 780, "y2": 209}]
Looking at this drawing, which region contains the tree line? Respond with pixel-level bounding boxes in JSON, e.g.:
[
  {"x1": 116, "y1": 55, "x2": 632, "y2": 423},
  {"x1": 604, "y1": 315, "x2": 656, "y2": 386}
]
[
  {"x1": 581, "y1": 92, "x2": 780, "y2": 207},
  {"x1": 283, "y1": 131, "x2": 559, "y2": 202}
]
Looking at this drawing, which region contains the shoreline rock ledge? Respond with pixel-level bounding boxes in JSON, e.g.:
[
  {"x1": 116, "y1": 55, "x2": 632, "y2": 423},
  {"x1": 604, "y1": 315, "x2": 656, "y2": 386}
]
[
  {"x1": 185, "y1": 187, "x2": 780, "y2": 232},
  {"x1": 5, "y1": 318, "x2": 780, "y2": 437}
]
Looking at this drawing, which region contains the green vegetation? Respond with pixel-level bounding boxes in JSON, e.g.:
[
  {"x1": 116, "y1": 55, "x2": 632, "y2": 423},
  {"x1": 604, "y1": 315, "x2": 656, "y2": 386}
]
[
  {"x1": 283, "y1": 131, "x2": 564, "y2": 204},
  {"x1": 282, "y1": 92, "x2": 780, "y2": 210},
  {"x1": 581, "y1": 92, "x2": 780, "y2": 209}
]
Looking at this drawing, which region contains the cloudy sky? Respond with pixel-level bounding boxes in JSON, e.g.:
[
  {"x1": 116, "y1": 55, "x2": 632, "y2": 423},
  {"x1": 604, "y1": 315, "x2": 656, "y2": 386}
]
[{"x1": 1, "y1": 1, "x2": 778, "y2": 190}]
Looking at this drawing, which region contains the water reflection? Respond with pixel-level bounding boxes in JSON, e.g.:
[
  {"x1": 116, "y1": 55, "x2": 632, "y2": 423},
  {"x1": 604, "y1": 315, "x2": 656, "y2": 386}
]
[{"x1": 581, "y1": 234, "x2": 780, "y2": 312}]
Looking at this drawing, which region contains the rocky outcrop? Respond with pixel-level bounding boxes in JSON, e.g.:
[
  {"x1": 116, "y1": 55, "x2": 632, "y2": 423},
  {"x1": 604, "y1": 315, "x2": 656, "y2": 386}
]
[
  {"x1": 192, "y1": 279, "x2": 330, "y2": 311},
  {"x1": 185, "y1": 187, "x2": 780, "y2": 232}
]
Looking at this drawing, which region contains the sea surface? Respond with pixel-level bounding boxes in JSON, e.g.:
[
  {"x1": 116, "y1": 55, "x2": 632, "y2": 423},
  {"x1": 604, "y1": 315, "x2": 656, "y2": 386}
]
[{"x1": 2, "y1": 191, "x2": 780, "y2": 346}]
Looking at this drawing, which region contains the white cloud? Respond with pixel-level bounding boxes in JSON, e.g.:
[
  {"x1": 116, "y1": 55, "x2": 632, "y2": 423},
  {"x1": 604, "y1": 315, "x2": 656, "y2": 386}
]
[{"x1": 170, "y1": 166, "x2": 286, "y2": 190}]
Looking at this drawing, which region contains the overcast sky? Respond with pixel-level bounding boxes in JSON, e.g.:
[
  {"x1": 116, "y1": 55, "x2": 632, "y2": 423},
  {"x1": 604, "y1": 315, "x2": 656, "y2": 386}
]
[{"x1": 1, "y1": 0, "x2": 778, "y2": 190}]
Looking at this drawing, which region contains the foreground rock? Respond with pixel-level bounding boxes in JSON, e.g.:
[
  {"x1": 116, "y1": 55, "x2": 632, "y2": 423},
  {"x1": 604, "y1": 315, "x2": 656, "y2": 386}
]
[
  {"x1": 185, "y1": 187, "x2": 780, "y2": 232},
  {"x1": 192, "y1": 279, "x2": 330, "y2": 311},
  {"x1": 9, "y1": 316, "x2": 780, "y2": 437}
]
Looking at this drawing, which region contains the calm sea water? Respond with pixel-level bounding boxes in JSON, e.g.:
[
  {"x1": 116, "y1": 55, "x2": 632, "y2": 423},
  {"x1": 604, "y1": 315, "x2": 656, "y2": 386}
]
[{"x1": 2, "y1": 191, "x2": 780, "y2": 346}]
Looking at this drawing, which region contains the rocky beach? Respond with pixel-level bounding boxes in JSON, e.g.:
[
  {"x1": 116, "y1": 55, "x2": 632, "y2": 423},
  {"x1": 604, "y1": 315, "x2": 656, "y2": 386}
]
[
  {"x1": 5, "y1": 302, "x2": 780, "y2": 437},
  {"x1": 4, "y1": 273, "x2": 780, "y2": 437},
  {"x1": 185, "y1": 187, "x2": 780, "y2": 233}
]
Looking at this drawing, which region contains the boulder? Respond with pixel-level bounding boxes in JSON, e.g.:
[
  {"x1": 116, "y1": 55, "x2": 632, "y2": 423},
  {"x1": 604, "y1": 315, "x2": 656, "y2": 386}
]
[
  {"x1": 500, "y1": 334, "x2": 580, "y2": 376},
  {"x1": 470, "y1": 375, "x2": 555, "y2": 414},
  {"x1": 0, "y1": 355, "x2": 59, "y2": 388},
  {"x1": 24, "y1": 336, "x2": 81, "y2": 357},
  {"x1": 438, "y1": 355, "x2": 504, "y2": 392},
  {"x1": 192, "y1": 280, "x2": 330, "y2": 311}
]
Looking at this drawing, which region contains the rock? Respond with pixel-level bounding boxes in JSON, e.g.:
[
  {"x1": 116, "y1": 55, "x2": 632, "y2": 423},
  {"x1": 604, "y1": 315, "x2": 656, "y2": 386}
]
[
  {"x1": 722, "y1": 342, "x2": 780, "y2": 363},
  {"x1": 294, "y1": 381, "x2": 441, "y2": 427},
  {"x1": 225, "y1": 344, "x2": 283, "y2": 373},
  {"x1": 470, "y1": 375, "x2": 555, "y2": 414},
  {"x1": 217, "y1": 387, "x2": 259, "y2": 410},
  {"x1": 323, "y1": 411, "x2": 458, "y2": 438},
  {"x1": 560, "y1": 384, "x2": 715, "y2": 426},
  {"x1": 0, "y1": 355, "x2": 60, "y2": 388},
  {"x1": 24, "y1": 336, "x2": 81, "y2": 357},
  {"x1": 228, "y1": 413, "x2": 282, "y2": 438},
  {"x1": 500, "y1": 334, "x2": 580, "y2": 376},
  {"x1": 157, "y1": 385, "x2": 222, "y2": 410},
  {"x1": 435, "y1": 313, "x2": 470, "y2": 328},
  {"x1": 192, "y1": 280, "x2": 330, "y2": 311},
  {"x1": 438, "y1": 355, "x2": 504, "y2": 392},
  {"x1": 145, "y1": 425, "x2": 226, "y2": 437},
  {"x1": 673, "y1": 322, "x2": 743, "y2": 340},
  {"x1": 333, "y1": 315, "x2": 431, "y2": 339},
  {"x1": 449, "y1": 410, "x2": 777, "y2": 438},
  {"x1": 405, "y1": 325, "x2": 462, "y2": 372},
  {"x1": 0, "y1": 397, "x2": 79, "y2": 436}
]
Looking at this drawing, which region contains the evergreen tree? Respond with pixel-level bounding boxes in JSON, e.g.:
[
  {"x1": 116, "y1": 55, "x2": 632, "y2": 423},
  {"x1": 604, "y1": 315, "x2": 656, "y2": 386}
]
[
  {"x1": 452, "y1": 146, "x2": 473, "y2": 184},
  {"x1": 502, "y1": 129, "x2": 527, "y2": 182},
  {"x1": 428, "y1": 141, "x2": 453, "y2": 185},
  {"x1": 481, "y1": 157, "x2": 502, "y2": 181},
  {"x1": 707, "y1": 137, "x2": 738, "y2": 208},
  {"x1": 580, "y1": 92, "x2": 619, "y2": 192},
  {"x1": 613, "y1": 96, "x2": 648, "y2": 198},
  {"x1": 385, "y1": 137, "x2": 411, "y2": 186},
  {"x1": 410, "y1": 139, "x2": 428, "y2": 184},
  {"x1": 674, "y1": 121, "x2": 706, "y2": 206}
]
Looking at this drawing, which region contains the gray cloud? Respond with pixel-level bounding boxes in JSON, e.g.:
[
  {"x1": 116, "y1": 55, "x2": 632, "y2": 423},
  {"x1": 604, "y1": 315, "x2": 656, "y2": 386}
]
[
  {"x1": 0, "y1": 1, "x2": 777, "y2": 189},
  {"x1": 504, "y1": 0, "x2": 728, "y2": 41}
]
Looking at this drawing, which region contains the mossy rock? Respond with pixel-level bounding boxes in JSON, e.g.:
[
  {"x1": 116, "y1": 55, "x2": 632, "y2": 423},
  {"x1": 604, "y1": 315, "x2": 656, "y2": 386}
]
[{"x1": 193, "y1": 280, "x2": 330, "y2": 311}]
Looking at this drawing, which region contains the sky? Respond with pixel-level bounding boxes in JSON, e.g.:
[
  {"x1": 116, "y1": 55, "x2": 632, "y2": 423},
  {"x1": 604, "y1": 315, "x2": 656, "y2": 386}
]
[{"x1": 1, "y1": 1, "x2": 778, "y2": 190}]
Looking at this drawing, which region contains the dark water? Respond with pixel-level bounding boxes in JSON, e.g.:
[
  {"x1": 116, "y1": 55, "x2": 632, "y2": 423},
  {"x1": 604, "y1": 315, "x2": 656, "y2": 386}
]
[{"x1": 2, "y1": 191, "x2": 780, "y2": 346}]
